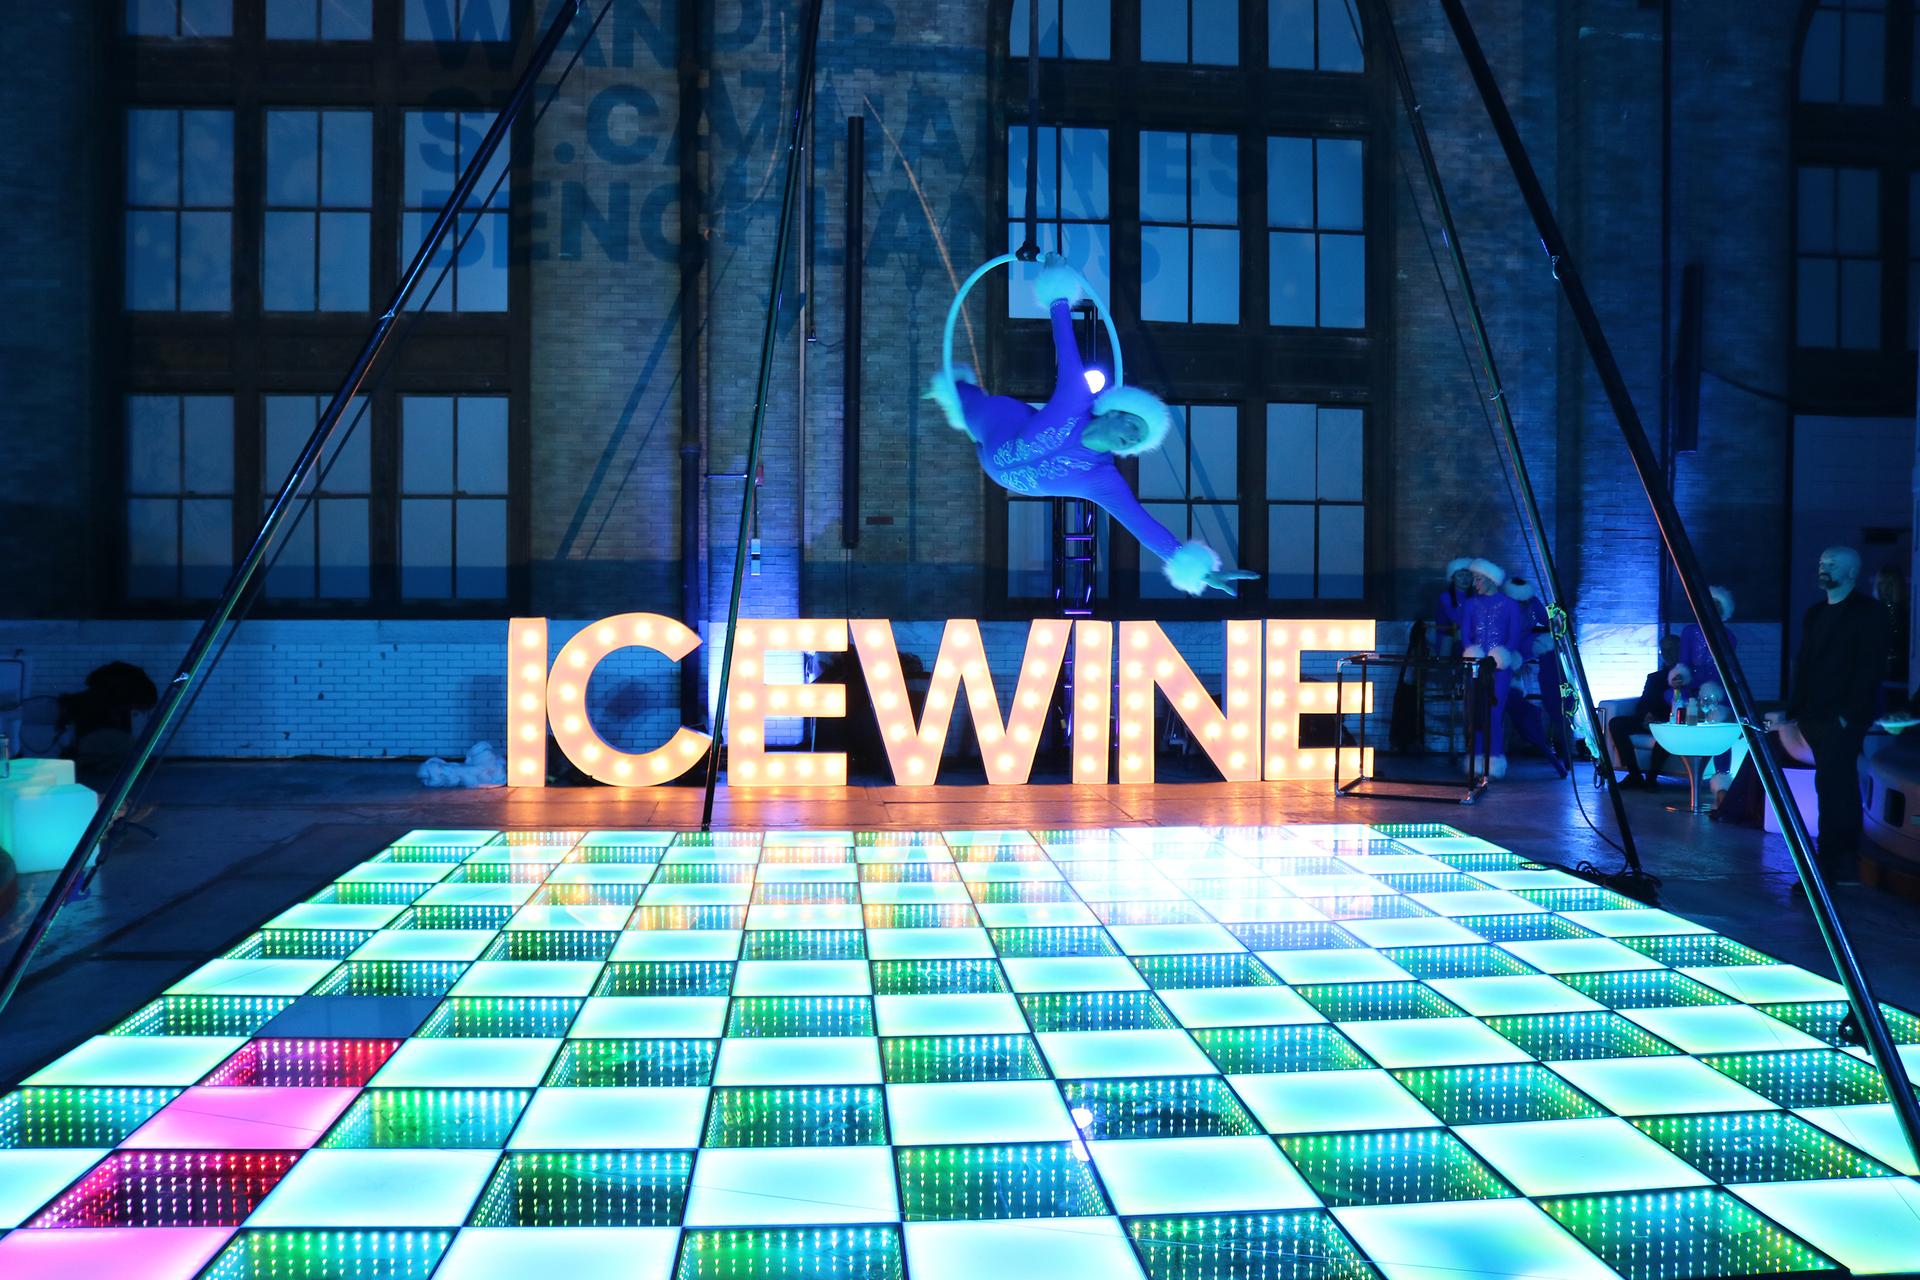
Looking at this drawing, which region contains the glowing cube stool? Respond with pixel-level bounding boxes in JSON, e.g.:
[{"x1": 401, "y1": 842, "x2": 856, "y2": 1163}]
[
  {"x1": 0, "y1": 776, "x2": 99, "y2": 874},
  {"x1": 1759, "y1": 765, "x2": 1822, "y2": 841}
]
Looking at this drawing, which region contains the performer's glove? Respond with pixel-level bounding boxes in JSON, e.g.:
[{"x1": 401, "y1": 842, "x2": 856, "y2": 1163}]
[{"x1": 1032, "y1": 252, "x2": 1086, "y2": 308}]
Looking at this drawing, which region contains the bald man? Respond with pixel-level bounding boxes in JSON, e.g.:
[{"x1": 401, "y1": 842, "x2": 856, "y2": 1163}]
[{"x1": 1765, "y1": 546, "x2": 1888, "y2": 881}]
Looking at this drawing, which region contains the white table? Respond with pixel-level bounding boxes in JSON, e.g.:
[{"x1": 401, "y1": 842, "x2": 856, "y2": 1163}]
[
  {"x1": 1647, "y1": 721, "x2": 1744, "y2": 813},
  {"x1": 0, "y1": 757, "x2": 98, "y2": 874}
]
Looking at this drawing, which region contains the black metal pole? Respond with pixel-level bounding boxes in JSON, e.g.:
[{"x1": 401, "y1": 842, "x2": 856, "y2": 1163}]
[
  {"x1": 0, "y1": 0, "x2": 588, "y2": 1022},
  {"x1": 1017, "y1": 0, "x2": 1041, "y2": 261},
  {"x1": 678, "y1": 0, "x2": 707, "y2": 729},
  {"x1": 842, "y1": 116, "x2": 864, "y2": 551},
  {"x1": 1361, "y1": 0, "x2": 1642, "y2": 876},
  {"x1": 700, "y1": 0, "x2": 828, "y2": 825},
  {"x1": 1435, "y1": 0, "x2": 1920, "y2": 1163}
]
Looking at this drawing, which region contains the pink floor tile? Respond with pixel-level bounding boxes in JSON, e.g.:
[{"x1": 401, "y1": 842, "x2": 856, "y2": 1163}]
[
  {"x1": 0, "y1": 1227, "x2": 234, "y2": 1279},
  {"x1": 123, "y1": 1086, "x2": 360, "y2": 1150}
]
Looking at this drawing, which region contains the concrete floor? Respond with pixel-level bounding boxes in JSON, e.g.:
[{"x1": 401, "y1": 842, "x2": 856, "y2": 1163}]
[{"x1": 2, "y1": 756, "x2": 1917, "y2": 1089}]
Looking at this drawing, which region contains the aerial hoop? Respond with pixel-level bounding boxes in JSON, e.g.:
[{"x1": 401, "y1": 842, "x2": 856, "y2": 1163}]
[{"x1": 943, "y1": 253, "x2": 1125, "y2": 393}]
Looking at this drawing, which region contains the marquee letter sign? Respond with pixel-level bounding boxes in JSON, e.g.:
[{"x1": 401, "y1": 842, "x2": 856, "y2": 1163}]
[{"x1": 508, "y1": 616, "x2": 1376, "y2": 788}]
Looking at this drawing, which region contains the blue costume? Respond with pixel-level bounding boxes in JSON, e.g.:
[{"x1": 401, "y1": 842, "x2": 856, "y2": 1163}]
[
  {"x1": 1461, "y1": 587, "x2": 1527, "y2": 762},
  {"x1": 927, "y1": 260, "x2": 1227, "y2": 595}
]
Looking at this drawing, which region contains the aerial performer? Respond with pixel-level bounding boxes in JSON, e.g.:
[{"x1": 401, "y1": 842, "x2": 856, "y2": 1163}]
[{"x1": 924, "y1": 254, "x2": 1256, "y2": 597}]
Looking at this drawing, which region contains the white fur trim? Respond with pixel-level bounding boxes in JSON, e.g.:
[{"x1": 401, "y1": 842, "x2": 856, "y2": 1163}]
[
  {"x1": 1091, "y1": 386, "x2": 1173, "y2": 456},
  {"x1": 1468, "y1": 558, "x2": 1506, "y2": 586},
  {"x1": 1489, "y1": 754, "x2": 1508, "y2": 779},
  {"x1": 1032, "y1": 258, "x2": 1085, "y2": 307},
  {"x1": 1445, "y1": 557, "x2": 1473, "y2": 579},
  {"x1": 1503, "y1": 578, "x2": 1535, "y2": 602},
  {"x1": 1711, "y1": 585, "x2": 1735, "y2": 622},
  {"x1": 923, "y1": 366, "x2": 976, "y2": 434},
  {"x1": 1163, "y1": 539, "x2": 1222, "y2": 596},
  {"x1": 1462, "y1": 645, "x2": 1486, "y2": 660},
  {"x1": 1491, "y1": 646, "x2": 1520, "y2": 671},
  {"x1": 1532, "y1": 634, "x2": 1555, "y2": 657}
]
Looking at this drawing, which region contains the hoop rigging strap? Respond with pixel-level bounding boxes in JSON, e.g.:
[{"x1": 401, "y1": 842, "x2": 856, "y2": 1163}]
[{"x1": 942, "y1": 253, "x2": 1125, "y2": 394}]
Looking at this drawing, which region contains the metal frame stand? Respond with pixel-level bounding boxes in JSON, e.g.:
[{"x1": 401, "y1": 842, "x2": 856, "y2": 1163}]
[{"x1": 1336, "y1": 654, "x2": 1487, "y2": 803}]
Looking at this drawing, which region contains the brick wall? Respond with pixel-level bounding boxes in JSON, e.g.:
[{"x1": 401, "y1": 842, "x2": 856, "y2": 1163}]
[{"x1": 0, "y1": 3, "x2": 99, "y2": 615}]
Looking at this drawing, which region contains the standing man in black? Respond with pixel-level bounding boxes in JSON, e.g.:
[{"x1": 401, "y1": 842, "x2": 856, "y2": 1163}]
[{"x1": 1766, "y1": 546, "x2": 1888, "y2": 883}]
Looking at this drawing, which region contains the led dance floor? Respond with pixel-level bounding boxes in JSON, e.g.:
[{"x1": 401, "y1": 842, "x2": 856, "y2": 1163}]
[{"x1": 3, "y1": 823, "x2": 1919, "y2": 1280}]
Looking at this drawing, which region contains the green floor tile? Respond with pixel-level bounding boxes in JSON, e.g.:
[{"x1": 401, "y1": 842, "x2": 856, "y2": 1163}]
[
  {"x1": 1059, "y1": 1075, "x2": 1261, "y2": 1139},
  {"x1": 534, "y1": 883, "x2": 645, "y2": 908},
  {"x1": 397, "y1": 904, "x2": 516, "y2": 931},
  {"x1": 753, "y1": 882, "x2": 863, "y2": 905},
  {"x1": 864, "y1": 903, "x2": 978, "y2": 929},
  {"x1": 1021, "y1": 990, "x2": 1177, "y2": 1032},
  {"x1": 570, "y1": 844, "x2": 667, "y2": 865},
  {"x1": 544, "y1": 1038, "x2": 719, "y2": 1087},
  {"x1": 1632, "y1": 1111, "x2": 1895, "y2": 1183},
  {"x1": 1389, "y1": 1064, "x2": 1607, "y2": 1126},
  {"x1": 1191, "y1": 1024, "x2": 1374, "y2": 1075},
  {"x1": 1179, "y1": 877, "x2": 1286, "y2": 902},
  {"x1": 0, "y1": 1086, "x2": 179, "y2": 1147},
  {"x1": 676, "y1": 1227, "x2": 905, "y2": 1280},
  {"x1": 1371, "y1": 823, "x2": 1463, "y2": 838},
  {"x1": 1618, "y1": 933, "x2": 1779, "y2": 967},
  {"x1": 631, "y1": 905, "x2": 746, "y2": 930},
  {"x1": 1093, "y1": 900, "x2": 1213, "y2": 925},
  {"x1": 760, "y1": 845, "x2": 856, "y2": 864},
  {"x1": 1128, "y1": 1209, "x2": 1381, "y2": 1280},
  {"x1": 227, "y1": 929, "x2": 374, "y2": 960},
  {"x1": 1539, "y1": 1187, "x2": 1838, "y2": 1279},
  {"x1": 1378, "y1": 945, "x2": 1537, "y2": 981},
  {"x1": 1374, "y1": 872, "x2": 1485, "y2": 894},
  {"x1": 1295, "y1": 982, "x2": 1465, "y2": 1022},
  {"x1": 1757, "y1": 999, "x2": 1920, "y2": 1044},
  {"x1": 470, "y1": 1150, "x2": 693, "y2": 1226},
  {"x1": 1311, "y1": 896, "x2": 1433, "y2": 921},
  {"x1": 1452, "y1": 913, "x2": 1595, "y2": 943},
  {"x1": 872, "y1": 959, "x2": 1008, "y2": 995},
  {"x1": 1429, "y1": 852, "x2": 1533, "y2": 872},
  {"x1": 653, "y1": 862, "x2": 757, "y2": 884},
  {"x1": 481, "y1": 930, "x2": 619, "y2": 961},
  {"x1": 727, "y1": 996, "x2": 875, "y2": 1037},
  {"x1": 1700, "y1": 1049, "x2": 1893, "y2": 1108},
  {"x1": 310, "y1": 881, "x2": 430, "y2": 906},
  {"x1": 312, "y1": 961, "x2": 465, "y2": 998},
  {"x1": 1277, "y1": 1130, "x2": 1513, "y2": 1207},
  {"x1": 1484, "y1": 1011, "x2": 1680, "y2": 1060},
  {"x1": 1514, "y1": 887, "x2": 1648, "y2": 912},
  {"x1": 989, "y1": 926, "x2": 1120, "y2": 957},
  {"x1": 1226, "y1": 922, "x2": 1364, "y2": 951},
  {"x1": 594, "y1": 961, "x2": 733, "y2": 997},
  {"x1": 1559, "y1": 970, "x2": 1738, "y2": 1010},
  {"x1": 880, "y1": 1034, "x2": 1049, "y2": 1083},
  {"x1": 200, "y1": 1230, "x2": 452, "y2": 1280},
  {"x1": 971, "y1": 880, "x2": 1079, "y2": 904},
  {"x1": 703, "y1": 1086, "x2": 888, "y2": 1146},
  {"x1": 319, "y1": 1088, "x2": 530, "y2": 1147},
  {"x1": 446, "y1": 861, "x2": 549, "y2": 884},
  {"x1": 897, "y1": 1142, "x2": 1110, "y2": 1220},
  {"x1": 1134, "y1": 952, "x2": 1280, "y2": 990},
  {"x1": 1256, "y1": 858, "x2": 1354, "y2": 877},
  {"x1": 417, "y1": 996, "x2": 581, "y2": 1038},
  {"x1": 108, "y1": 995, "x2": 293, "y2": 1037},
  {"x1": 861, "y1": 862, "x2": 960, "y2": 883},
  {"x1": 742, "y1": 929, "x2": 865, "y2": 960}
]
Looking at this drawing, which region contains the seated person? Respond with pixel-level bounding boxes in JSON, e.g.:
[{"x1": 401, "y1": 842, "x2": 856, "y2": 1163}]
[
  {"x1": 1434, "y1": 558, "x2": 1473, "y2": 657},
  {"x1": 1607, "y1": 636, "x2": 1681, "y2": 788}
]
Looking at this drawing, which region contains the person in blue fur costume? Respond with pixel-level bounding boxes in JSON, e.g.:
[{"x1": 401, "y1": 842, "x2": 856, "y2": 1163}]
[
  {"x1": 1459, "y1": 558, "x2": 1527, "y2": 778},
  {"x1": 925, "y1": 254, "x2": 1256, "y2": 597}
]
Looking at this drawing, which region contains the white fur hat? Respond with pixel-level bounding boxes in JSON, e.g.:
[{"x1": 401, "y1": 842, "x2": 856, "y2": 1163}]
[
  {"x1": 1710, "y1": 585, "x2": 1734, "y2": 622},
  {"x1": 1445, "y1": 557, "x2": 1473, "y2": 579},
  {"x1": 1503, "y1": 576, "x2": 1535, "y2": 602},
  {"x1": 1091, "y1": 385, "x2": 1173, "y2": 456},
  {"x1": 1468, "y1": 558, "x2": 1506, "y2": 586}
]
